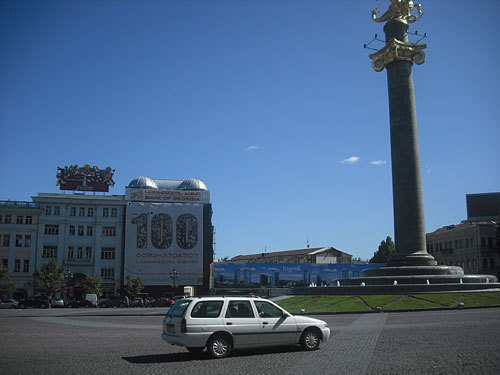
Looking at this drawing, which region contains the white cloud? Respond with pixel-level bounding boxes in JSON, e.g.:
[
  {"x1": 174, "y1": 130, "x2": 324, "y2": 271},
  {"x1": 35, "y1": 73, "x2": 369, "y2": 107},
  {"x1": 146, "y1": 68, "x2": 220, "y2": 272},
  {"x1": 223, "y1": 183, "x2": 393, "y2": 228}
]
[
  {"x1": 341, "y1": 156, "x2": 359, "y2": 164},
  {"x1": 245, "y1": 145, "x2": 259, "y2": 152},
  {"x1": 370, "y1": 160, "x2": 387, "y2": 166}
]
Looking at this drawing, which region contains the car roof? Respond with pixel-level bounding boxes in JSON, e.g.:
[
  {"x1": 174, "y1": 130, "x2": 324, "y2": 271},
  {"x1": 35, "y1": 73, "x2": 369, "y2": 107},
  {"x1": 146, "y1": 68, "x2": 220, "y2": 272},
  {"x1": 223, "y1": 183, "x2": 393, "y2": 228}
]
[{"x1": 187, "y1": 296, "x2": 265, "y2": 301}]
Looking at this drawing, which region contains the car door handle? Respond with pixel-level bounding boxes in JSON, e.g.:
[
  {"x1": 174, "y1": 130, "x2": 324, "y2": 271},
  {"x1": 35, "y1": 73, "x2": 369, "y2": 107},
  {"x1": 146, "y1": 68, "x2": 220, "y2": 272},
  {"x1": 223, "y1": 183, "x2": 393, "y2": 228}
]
[
  {"x1": 262, "y1": 322, "x2": 269, "y2": 325},
  {"x1": 226, "y1": 322, "x2": 233, "y2": 325}
]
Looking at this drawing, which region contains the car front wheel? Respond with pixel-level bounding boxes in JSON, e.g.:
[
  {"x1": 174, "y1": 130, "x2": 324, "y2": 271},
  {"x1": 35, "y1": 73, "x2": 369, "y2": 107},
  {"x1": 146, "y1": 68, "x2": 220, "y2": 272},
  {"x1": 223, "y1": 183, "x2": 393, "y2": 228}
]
[
  {"x1": 300, "y1": 328, "x2": 321, "y2": 351},
  {"x1": 207, "y1": 334, "x2": 232, "y2": 359}
]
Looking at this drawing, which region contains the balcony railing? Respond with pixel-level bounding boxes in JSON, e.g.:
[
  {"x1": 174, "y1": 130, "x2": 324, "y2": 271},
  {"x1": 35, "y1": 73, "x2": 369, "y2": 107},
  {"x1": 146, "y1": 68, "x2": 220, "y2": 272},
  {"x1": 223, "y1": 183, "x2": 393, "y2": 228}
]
[
  {"x1": 63, "y1": 258, "x2": 92, "y2": 265},
  {"x1": 0, "y1": 201, "x2": 40, "y2": 208}
]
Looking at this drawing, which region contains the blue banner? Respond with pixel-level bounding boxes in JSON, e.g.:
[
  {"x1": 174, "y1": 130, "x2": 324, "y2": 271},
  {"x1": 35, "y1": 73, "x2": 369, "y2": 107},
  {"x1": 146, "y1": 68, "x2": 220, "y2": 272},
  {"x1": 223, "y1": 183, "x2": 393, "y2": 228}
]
[{"x1": 214, "y1": 262, "x2": 384, "y2": 288}]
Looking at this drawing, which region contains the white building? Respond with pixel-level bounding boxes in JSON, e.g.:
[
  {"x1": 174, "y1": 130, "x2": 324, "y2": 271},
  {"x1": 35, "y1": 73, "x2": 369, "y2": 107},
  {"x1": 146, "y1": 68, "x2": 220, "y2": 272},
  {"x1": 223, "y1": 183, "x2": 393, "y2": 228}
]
[{"x1": 32, "y1": 193, "x2": 126, "y2": 298}]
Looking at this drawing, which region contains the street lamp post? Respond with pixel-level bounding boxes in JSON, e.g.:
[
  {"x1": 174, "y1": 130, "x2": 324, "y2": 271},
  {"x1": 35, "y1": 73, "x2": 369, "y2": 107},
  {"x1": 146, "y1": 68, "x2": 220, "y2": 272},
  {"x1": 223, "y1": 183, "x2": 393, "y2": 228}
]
[
  {"x1": 64, "y1": 269, "x2": 73, "y2": 302},
  {"x1": 170, "y1": 269, "x2": 179, "y2": 289}
]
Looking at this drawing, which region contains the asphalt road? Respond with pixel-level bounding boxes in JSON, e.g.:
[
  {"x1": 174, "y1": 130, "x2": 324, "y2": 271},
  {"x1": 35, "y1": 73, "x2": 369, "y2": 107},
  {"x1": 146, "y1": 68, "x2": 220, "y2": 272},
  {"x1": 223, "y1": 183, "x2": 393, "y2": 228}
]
[{"x1": 1, "y1": 306, "x2": 499, "y2": 375}]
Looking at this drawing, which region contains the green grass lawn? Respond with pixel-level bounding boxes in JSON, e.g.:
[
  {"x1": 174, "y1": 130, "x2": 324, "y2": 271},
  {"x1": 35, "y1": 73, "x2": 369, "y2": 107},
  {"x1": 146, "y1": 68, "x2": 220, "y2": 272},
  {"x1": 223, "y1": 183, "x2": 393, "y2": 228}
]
[{"x1": 275, "y1": 292, "x2": 500, "y2": 313}]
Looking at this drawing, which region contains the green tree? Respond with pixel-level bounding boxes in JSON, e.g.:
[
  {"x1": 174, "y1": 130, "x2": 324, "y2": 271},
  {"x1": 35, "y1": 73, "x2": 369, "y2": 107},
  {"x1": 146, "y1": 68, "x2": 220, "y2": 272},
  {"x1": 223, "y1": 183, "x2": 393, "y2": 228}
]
[
  {"x1": 34, "y1": 259, "x2": 64, "y2": 297},
  {"x1": 0, "y1": 264, "x2": 17, "y2": 299},
  {"x1": 83, "y1": 275, "x2": 103, "y2": 297},
  {"x1": 369, "y1": 236, "x2": 395, "y2": 263},
  {"x1": 125, "y1": 275, "x2": 144, "y2": 298}
]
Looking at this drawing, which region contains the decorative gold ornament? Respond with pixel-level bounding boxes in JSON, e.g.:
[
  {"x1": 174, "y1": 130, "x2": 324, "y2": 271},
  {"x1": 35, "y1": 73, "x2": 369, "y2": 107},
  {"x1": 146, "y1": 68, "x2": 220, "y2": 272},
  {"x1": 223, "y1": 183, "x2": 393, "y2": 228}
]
[
  {"x1": 369, "y1": 38, "x2": 426, "y2": 71},
  {"x1": 372, "y1": 0, "x2": 423, "y2": 24}
]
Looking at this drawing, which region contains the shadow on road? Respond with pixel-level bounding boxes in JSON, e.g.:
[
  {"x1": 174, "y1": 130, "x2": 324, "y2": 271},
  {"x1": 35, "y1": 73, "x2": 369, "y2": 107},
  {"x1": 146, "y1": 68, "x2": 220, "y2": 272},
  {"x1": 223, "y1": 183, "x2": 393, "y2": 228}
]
[{"x1": 122, "y1": 346, "x2": 302, "y2": 363}]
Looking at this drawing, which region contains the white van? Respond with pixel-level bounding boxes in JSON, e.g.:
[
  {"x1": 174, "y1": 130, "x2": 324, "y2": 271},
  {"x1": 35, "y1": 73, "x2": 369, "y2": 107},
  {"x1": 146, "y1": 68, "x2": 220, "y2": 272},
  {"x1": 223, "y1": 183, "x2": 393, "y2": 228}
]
[{"x1": 85, "y1": 294, "x2": 98, "y2": 307}]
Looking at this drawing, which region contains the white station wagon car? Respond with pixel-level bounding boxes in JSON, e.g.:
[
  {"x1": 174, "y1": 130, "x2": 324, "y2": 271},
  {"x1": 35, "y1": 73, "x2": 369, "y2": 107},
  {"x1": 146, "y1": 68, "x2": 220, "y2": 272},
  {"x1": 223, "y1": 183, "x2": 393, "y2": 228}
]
[{"x1": 161, "y1": 296, "x2": 330, "y2": 358}]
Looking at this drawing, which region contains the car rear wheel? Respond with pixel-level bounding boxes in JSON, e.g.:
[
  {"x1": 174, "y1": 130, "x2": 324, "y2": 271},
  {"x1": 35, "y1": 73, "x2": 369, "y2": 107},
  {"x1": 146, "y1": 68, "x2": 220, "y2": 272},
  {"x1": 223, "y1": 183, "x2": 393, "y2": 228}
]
[
  {"x1": 207, "y1": 334, "x2": 232, "y2": 359},
  {"x1": 300, "y1": 328, "x2": 321, "y2": 351},
  {"x1": 186, "y1": 347, "x2": 204, "y2": 353}
]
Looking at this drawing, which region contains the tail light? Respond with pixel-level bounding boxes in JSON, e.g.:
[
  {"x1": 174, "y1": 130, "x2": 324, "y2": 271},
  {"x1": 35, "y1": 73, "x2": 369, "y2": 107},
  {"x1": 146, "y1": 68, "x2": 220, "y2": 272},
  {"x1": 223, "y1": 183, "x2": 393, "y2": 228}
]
[{"x1": 181, "y1": 318, "x2": 187, "y2": 333}]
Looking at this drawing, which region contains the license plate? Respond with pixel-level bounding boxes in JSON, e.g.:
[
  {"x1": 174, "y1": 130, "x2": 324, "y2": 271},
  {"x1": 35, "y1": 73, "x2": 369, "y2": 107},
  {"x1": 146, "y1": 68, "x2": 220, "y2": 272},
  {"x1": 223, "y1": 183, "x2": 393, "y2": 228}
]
[{"x1": 167, "y1": 324, "x2": 175, "y2": 333}]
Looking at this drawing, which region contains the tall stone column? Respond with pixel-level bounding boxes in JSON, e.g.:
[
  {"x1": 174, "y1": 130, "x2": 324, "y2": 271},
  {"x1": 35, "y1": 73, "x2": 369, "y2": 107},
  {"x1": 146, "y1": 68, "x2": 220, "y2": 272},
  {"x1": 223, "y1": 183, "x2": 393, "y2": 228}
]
[{"x1": 369, "y1": 2, "x2": 436, "y2": 267}]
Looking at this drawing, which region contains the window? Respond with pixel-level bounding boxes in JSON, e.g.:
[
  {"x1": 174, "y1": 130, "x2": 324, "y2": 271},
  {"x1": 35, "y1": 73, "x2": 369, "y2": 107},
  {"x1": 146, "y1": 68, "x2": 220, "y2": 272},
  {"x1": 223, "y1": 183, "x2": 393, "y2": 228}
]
[
  {"x1": 54, "y1": 206, "x2": 60, "y2": 216},
  {"x1": 78, "y1": 225, "x2": 84, "y2": 236},
  {"x1": 24, "y1": 235, "x2": 31, "y2": 247},
  {"x1": 111, "y1": 208, "x2": 117, "y2": 217},
  {"x1": 481, "y1": 238, "x2": 486, "y2": 247},
  {"x1": 488, "y1": 237, "x2": 494, "y2": 249},
  {"x1": 103, "y1": 208, "x2": 109, "y2": 217},
  {"x1": 69, "y1": 225, "x2": 75, "y2": 235},
  {"x1": 45, "y1": 224, "x2": 59, "y2": 235},
  {"x1": 78, "y1": 207, "x2": 84, "y2": 216},
  {"x1": 70, "y1": 207, "x2": 76, "y2": 216},
  {"x1": 101, "y1": 247, "x2": 116, "y2": 260},
  {"x1": 225, "y1": 301, "x2": 255, "y2": 318},
  {"x1": 68, "y1": 246, "x2": 74, "y2": 259},
  {"x1": 254, "y1": 301, "x2": 284, "y2": 318},
  {"x1": 0, "y1": 215, "x2": 2, "y2": 223},
  {"x1": 102, "y1": 226, "x2": 116, "y2": 237},
  {"x1": 2, "y1": 234, "x2": 10, "y2": 246},
  {"x1": 4, "y1": 215, "x2": 11, "y2": 224},
  {"x1": 16, "y1": 216, "x2": 23, "y2": 224},
  {"x1": 15, "y1": 235, "x2": 23, "y2": 247},
  {"x1": 101, "y1": 268, "x2": 114, "y2": 279},
  {"x1": 45, "y1": 206, "x2": 52, "y2": 215},
  {"x1": 87, "y1": 226, "x2": 93, "y2": 236},
  {"x1": 3, "y1": 258, "x2": 8, "y2": 267},
  {"x1": 191, "y1": 301, "x2": 224, "y2": 318},
  {"x1": 77, "y1": 246, "x2": 83, "y2": 259},
  {"x1": 42, "y1": 246, "x2": 57, "y2": 258},
  {"x1": 466, "y1": 239, "x2": 470, "y2": 248},
  {"x1": 85, "y1": 246, "x2": 92, "y2": 259},
  {"x1": 88, "y1": 207, "x2": 94, "y2": 217},
  {"x1": 25, "y1": 216, "x2": 33, "y2": 225},
  {"x1": 471, "y1": 238, "x2": 475, "y2": 247},
  {"x1": 14, "y1": 259, "x2": 21, "y2": 272},
  {"x1": 23, "y1": 259, "x2": 29, "y2": 273}
]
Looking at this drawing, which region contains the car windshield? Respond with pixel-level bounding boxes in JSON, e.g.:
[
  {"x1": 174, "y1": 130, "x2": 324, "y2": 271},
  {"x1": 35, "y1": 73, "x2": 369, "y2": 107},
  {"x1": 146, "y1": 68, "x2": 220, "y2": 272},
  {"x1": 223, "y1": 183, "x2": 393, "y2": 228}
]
[{"x1": 167, "y1": 299, "x2": 191, "y2": 317}]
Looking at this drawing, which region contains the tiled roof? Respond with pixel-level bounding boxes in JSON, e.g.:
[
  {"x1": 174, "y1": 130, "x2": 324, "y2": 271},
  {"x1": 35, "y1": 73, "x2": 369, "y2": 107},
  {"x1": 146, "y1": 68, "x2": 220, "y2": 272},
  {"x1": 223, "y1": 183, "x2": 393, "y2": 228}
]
[{"x1": 230, "y1": 246, "x2": 347, "y2": 261}]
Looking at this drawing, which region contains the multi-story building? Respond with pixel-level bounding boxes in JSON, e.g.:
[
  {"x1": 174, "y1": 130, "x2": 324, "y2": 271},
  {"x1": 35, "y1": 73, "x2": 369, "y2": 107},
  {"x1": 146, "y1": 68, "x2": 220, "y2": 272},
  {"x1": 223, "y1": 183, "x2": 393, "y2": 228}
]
[
  {"x1": 32, "y1": 193, "x2": 126, "y2": 298},
  {"x1": 1, "y1": 170, "x2": 214, "y2": 299},
  {"x1": 0, "y1": 200, "x2": 42, "y2": 299},
  {"x1": 426, "y1": 221, "x2": 499, "y2": 277},
  {"x1": 426, "y1": 193, "x2": 500, "y2": 278}
]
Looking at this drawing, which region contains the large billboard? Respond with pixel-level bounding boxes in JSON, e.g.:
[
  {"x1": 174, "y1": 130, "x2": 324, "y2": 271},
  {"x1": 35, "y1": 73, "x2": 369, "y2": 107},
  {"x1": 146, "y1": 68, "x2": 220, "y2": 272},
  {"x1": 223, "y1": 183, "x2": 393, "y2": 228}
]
[
  {"x1": 214, "y1": 262, "x2": 383, "y2": 288},
  {"x1": 56, "y1": 164, "x2": 115, "y2": 192},
  {"x1": 125, "y1": 202, "x2": 204, "y2": 285}
]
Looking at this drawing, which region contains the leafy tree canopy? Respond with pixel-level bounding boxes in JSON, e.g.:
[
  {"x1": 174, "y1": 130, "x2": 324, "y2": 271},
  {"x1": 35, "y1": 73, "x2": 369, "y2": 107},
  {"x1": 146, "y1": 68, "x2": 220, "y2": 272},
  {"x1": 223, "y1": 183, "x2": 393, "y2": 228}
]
[
  {"x1": 369, "y1": 236, "x2": 395, "y2": 263},
  {"x1": 83, "y1": 275, "x2": 104, "y2": 297},
  {"x1": 125, "y1": 275, "x2": 144, "y2": 298},
  {"x1": 34, "y1": 259, "x2": 64, "y2": 297}
]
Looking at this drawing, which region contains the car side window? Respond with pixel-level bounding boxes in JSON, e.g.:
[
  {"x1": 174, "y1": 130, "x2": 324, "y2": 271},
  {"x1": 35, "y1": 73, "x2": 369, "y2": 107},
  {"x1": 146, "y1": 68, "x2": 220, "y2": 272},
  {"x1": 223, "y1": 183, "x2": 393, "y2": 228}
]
[
  {"x1": 254, "y1": 301, "x2": 283, "y2": 318},
  {"x1": 225, "y1": 301, "x2": 255, "y2": 318},
  {"x1": 191, "y1": 301, "x2": 223, "y2": 318}
]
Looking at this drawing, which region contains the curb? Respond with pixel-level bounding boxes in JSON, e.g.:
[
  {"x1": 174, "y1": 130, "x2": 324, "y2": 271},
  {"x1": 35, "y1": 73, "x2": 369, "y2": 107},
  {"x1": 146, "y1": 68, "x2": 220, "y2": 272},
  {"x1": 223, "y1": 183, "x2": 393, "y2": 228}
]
[{"x1": 295, "y1": 304, "x2": 500, "y2": 315}]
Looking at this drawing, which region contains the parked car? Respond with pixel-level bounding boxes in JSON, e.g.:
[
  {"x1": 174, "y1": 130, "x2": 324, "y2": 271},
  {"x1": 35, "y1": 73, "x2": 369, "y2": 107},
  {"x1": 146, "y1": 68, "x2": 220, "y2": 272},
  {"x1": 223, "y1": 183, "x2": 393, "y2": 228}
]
[
  {"x1": 149, "y1": 297, "x2": 175, "y2": 307},
  {"x1": 131, "y1": 297, "x2": 145, "y2": 307},
  {"x1": 19, "y1": 296, "x2": 51, "y2": 309},
  {"x1": 0, "y1": 299, "x2": 19, "y2": 309},
  {"x1": 99, "y1": 296, "x2": 130, "y2": 308},
  {"x1": 51, "y1": 298, "x2": 65, "y2": 308},
  {"x1": 66, "y1": 299, "x2": 93, "y2": 308},
  {"x1": 161, "y1": 296, "x2": 330, "y2": 359}
]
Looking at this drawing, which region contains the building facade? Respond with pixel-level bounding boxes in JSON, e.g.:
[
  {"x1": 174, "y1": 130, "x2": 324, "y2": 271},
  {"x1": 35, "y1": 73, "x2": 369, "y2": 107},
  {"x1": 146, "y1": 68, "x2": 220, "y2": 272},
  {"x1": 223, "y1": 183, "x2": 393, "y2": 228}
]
[
  {"x1": 426, "y1": 193, "x2": 500, "y2": 279},
  {"x1": 0, "y1": 174, "x2": 213, "y2": 299},
  {"x1": 0, "y1": 201, "x2": 42, "y2": 299},
  {"x1": 32, "y1": 193, "x2": 126, "y2": 298},
  {"x1": 426, "y1": 221, "x2": 499, "y2": 278},
  {"x1": 230, "y1": 247, "x2": 352, "y2": 264}
]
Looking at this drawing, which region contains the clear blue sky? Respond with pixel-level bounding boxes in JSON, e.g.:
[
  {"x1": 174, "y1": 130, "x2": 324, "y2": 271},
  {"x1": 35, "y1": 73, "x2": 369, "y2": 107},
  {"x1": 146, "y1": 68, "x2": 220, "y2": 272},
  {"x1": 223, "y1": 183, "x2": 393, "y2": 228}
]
[{"x1": 1, "y1": 0, "x2": 499, "y2": 261}]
